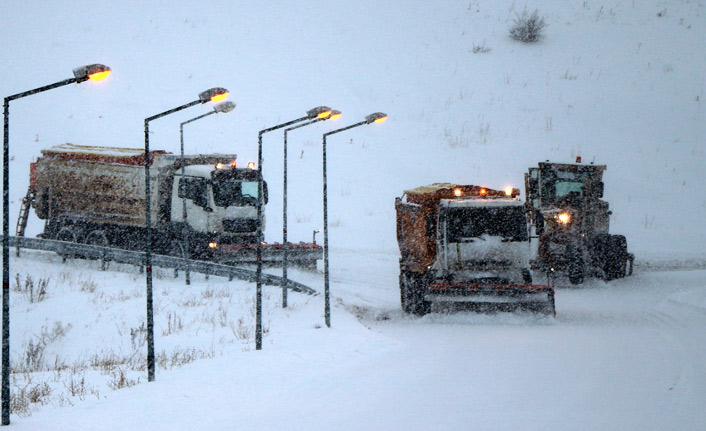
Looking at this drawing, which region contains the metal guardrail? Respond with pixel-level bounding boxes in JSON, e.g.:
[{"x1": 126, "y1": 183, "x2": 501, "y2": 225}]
[{"x1": 3, "y1": 236, "x2": 317, "y2": 295}]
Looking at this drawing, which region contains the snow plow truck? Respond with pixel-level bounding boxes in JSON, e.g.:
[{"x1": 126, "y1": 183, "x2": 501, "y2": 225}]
[
  {"x1": 395, "y1": 184, "x2": 555, "y2": 316},
  {"x1": 524, "y1": 159, "x2": 634, "y2": 284},
  {"x1": 22, "y1": 143, "x2": 321, "y2": 266}
]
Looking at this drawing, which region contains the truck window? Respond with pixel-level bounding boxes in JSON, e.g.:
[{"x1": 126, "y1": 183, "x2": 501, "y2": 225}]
[
  {"x1": 445, "y1": 207, "x2": 528, "y2": 242},
  {"x1": 555, "y1": 180, "x2": 584, "y2": 198},
  {"x1": 212, "y1": 179, "x2": 267, "y2": 207},
  {"x1": 178, "y1": 177, "x2": 209, "y2": 208},
  {"x1": 541, "y1": 169, "x2": 587, "y2": 202}
]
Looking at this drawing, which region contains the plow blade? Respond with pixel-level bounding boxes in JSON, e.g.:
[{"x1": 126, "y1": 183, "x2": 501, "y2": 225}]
[
  {"x1": 215, "y1": 242, "x2": 322, "y2": 268},
  {"x1": 426, "y1": 282, "x2": 556, "y2": 316}
]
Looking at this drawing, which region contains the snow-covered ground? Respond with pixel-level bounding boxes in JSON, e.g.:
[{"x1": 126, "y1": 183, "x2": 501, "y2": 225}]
[
  {"x1": 2, "y1": 0, "x2": 706, "y2": 429},
  {"x1": 4, "y1": 249, "x2": 706, "y2": 430}
]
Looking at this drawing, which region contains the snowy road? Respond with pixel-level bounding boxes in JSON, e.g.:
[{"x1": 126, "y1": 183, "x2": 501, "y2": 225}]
[
  {"x1": 9, "y1": 249, "x2": 706, "y2": 430},
  {"x1": 301, "y1": 250, "x2": 706, "y2": 430}
]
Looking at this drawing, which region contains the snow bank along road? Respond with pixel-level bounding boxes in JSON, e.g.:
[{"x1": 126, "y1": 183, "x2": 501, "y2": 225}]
[{"x1": 10, "y1": 248, "x2": 706, "y2": 430}]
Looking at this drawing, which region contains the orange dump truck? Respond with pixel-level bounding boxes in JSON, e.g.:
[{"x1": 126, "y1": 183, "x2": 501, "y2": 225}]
[{"x1": 395, "y1": 184, "x2": 555, "y2": 316}]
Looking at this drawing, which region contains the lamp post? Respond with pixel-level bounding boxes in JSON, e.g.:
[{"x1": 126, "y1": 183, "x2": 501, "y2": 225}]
[
  {"x1": 179, "y1": 101, "x2": 236, "y2": 286},
  {"x1": 144, "y1": 87, "x2": 229, "y2": 382},
  {"x1": 255, "y1": 106, "x2": 331, "y2": 350},
  {"x1": 2, "y1": 63, "x2": 111, "y2": 426},
  {"x1": 281, "y1": 110, "x2": 340, "y2": 308},
  {"x1": 322, "y1": 112, "x2": 387, "y2": 328}
]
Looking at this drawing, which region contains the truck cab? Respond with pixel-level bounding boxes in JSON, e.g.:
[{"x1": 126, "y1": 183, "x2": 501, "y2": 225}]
[
  {"x1": 170, "y1": 161, "x2": 267, "y2": 257},
  {"x1": 525, "y1": 160, "x2": 632, "y2": 284}
]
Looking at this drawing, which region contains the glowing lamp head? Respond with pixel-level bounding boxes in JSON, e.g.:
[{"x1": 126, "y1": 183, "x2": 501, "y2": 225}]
[
  {"x1": 88, "y1": 70, "x2": 111, "y2": 82},
  {"x1": 328, "y1": 110, "x2": 342, "y2": 120},
  {"x1": 453, "y1": 188, "x2": 462, "y2": 197},
  {"x1": 558, "y1": 212, "x2": 571, "y2": 224},
  {"x1": 210, "y1": 92, "x2": 229, "y2": 103},
  {"x1": 208, "y1": 242, "x2": 218, "y2": 249},
  {"x1": 505, "y1": 187, "x2": 513, "y2": 196},
  {"x1": 230, "y1": 160, "x2": 237, "y2": 168},
  {"x1": 307, "y1": 106, "x2": 333, "y2": 119},
  {"x1": 215, "y1": 162, "x2": 223, "y2": 170},
  {"x1": 199, "y1": 87, "x2": 229, "y2": 103},
  {"x1": 247, "y1": 161, "x2": 255, "y2": 170},
  {"x1": 365, "y1": 112, "x2": 388, "y2": 124},
  {"x1": 480, "y1": 188, "x2": 488, "y2": 196},
  {"x1": 73, "y1": 64, "x2": 111, "y2": 83}
]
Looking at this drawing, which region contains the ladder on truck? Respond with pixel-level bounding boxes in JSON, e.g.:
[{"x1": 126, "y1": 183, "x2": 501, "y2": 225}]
[{"x1": 16, "y1": 188, "x2": 35, "y2": 238}]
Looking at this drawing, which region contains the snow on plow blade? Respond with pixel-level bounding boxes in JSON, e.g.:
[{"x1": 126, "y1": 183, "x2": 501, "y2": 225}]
[
  {"x1": 426, "y1": 282, "x2": 556, "y2": 316},
  {"x1": 215, "y1": 242, "x2": 322, "y2": 269}
]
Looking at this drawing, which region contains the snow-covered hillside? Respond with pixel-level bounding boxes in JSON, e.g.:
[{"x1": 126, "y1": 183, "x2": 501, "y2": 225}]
[
  {"x1": 1, "y1": 0, "x2": 705, "y2": 429},
  {"x1": 2, "y1": 0, "x2": 704, "y2": 256}
]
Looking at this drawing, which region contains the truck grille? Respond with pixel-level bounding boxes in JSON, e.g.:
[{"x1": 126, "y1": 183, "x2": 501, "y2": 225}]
[{"x1": 223, "y1": 219, "x2": 257, "y2": 233}]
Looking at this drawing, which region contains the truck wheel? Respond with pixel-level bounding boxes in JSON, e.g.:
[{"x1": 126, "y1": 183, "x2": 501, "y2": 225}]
[
  {"x1": 85, "y1": 230, "x2": 109, "y2": 250},
  {"x1": 567, "y1": 245, "x2": 585, "y2": 285},
  {"x1": 400, "y1": 270, "x2": 431, "y2": 316},
  {"x1": 591, "y1": 234, "x2": 611, "y2": 280},
  {"x1": 167, "y1": 240, "x2": 186, "y2": 258},
  {"x1": 56, "y1": 226, "x2": 79, "y2": 262},
  {"x1": 56, "y1": 226, "x2": 78, "y2": 243},
  {"x1": 606, "y1": 235, "x2": 628, "y2": 280},
  {"x1": 400, "y1": 271, "x2": 413, "y2": 313},
  {"x1": 84, "y1": 230, "x2": 110, "y2": 269},
  {"x1": 169, "y1": 240, "x2": 188, "y2": 279}
]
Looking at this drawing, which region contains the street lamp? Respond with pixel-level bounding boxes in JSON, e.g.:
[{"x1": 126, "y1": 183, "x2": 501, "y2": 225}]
[
  {"x1": 322, "y1": 112, "x2": 387, "y2": 328},
  {"x1": 2, "y1": 63, "x2": 111, "y2": 426},
  {"x1": 179, "y1": 101, "x2": 236, "y2": 286},
  {"x1": 281, "y1": 110, "x2": 340, "y2": 308},
  {"x1": 144, "y1": 87, "x2": 229, "y2": 382},
  {"x1": 254, "y1": 105, "x2": 331, "y2": 350}
]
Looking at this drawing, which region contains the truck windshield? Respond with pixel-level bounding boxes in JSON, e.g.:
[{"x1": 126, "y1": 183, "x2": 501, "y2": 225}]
[
  {"x1": 555, "y1": 180, "x2": 584, "y2": 197},
  {"x1": 541, "y1": 169, "x2": 588, "y2": 202},
  {"x1": 445, "y1": 206, "x2": 528, "y2": 242},
  {"x1": 212, "y1": 179, "x2": 259, "y2": 207}
]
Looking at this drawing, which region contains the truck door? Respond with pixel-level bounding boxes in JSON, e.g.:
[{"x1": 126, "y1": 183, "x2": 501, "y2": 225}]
[{"x1": 175, "y1": 175, "x2": 212, "y2": 233}]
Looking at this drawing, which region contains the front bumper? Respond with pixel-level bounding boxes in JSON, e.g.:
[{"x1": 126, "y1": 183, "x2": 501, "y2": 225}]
[{"x1": 426, "y1": 282, "x2": 556, "y2": 315}]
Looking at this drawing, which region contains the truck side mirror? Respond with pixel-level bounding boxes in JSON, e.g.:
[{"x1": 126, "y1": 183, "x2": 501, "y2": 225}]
[
  {"x1": 535, "y1": 212, "x2": 545, "y2": 236},
  {"x1": 525, "y1": 170, "x2": 539, "y2": 198},
  {"x1": 595, "y1": 181, "x2": 604, "y2": 198},
  {"x1": 527, "y1": 178, "x2": 538, "y2": 197}
]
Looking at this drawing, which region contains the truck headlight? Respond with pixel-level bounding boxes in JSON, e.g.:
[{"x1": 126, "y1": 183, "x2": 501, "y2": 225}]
[{"x1": 208, "y1": 242, "x2": 218, "y2": 249}]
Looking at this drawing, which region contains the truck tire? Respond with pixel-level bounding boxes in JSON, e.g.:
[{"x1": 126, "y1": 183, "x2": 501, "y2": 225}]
[
  {"x1": 567, "y1": 245, "x2": 585, "y2": 285},
  {"x1": 591, "y1": 234, "x2": 611, "y2": 280},
  {"x1": 400, "y1": 270, "x2": 431, "y2": 316},
  {"x1": 400, "y1": 271, "x2": 412, "y2": 313},
  {"x1": 56, "y1": 226, "x2": 80, "y2": 262},
  {"x1": 168, "y1": 240, "x2": 188, "y2": 279},
  {"x1": 84, "y1": 230, "x2": 110, "y2": 269},
  {"x1": 605, "y1": 235, "x2": 628, "y2": 280},
  {"x1": 85, "y1": 229, "x2": 109, "y2": 251}
]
